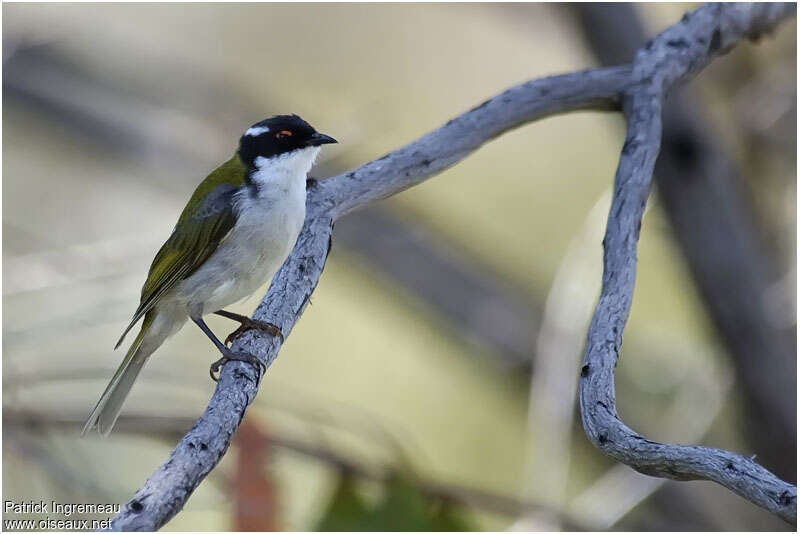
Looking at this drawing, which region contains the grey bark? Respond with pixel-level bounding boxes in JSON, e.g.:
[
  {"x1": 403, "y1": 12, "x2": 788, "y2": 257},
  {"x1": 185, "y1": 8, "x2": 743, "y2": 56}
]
[
  {"x1": 109, "y1": 3, "x2": 795, "y2": 530},
  {"x1": 577, "y1": 2, "x2": 796, "y2": 525},
  {"x1": 574, "y1": 0, "x2": 796, "y2": 486}
]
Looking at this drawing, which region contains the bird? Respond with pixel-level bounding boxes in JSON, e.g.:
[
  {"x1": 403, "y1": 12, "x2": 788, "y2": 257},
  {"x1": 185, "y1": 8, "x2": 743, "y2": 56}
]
[{"x1": 83, "y1": 114, "x2": 337, "y2": 436}]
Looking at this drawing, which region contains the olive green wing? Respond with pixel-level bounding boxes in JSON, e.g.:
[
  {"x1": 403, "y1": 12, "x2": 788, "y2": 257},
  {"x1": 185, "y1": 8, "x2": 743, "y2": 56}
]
[{"x1": 114, "y1": 154, "x2": 247, "y2": 349}]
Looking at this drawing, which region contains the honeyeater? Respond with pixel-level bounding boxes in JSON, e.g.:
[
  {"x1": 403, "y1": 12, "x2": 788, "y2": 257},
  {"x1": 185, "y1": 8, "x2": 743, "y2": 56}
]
[{"x1": 83, "y1": 114, "x2": 337, "y2": 436}]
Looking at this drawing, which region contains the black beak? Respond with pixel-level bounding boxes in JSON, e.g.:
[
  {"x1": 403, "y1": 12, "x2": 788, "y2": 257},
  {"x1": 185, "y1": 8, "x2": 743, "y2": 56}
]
[{"x1": 307, "y1": 132, "x2": 338, "y2": 146}]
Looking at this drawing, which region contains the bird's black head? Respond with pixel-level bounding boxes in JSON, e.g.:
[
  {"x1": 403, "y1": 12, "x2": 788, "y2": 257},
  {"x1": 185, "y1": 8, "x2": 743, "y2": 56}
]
[{"x1": 237, "y1": 114, "x2": 336, "y2": 168}]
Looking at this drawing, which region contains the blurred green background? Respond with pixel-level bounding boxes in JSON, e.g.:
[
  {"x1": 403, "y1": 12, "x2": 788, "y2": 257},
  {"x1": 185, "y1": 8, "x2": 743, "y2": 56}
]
[{"x1": 2, "y1": 3, "x2": 796, "y2": 531}]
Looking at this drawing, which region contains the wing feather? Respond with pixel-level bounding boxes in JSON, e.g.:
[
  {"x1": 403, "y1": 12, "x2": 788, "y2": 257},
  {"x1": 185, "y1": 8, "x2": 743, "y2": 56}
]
[{"x1": 115, "y1": 154, "x2": 246, "y2": 348}]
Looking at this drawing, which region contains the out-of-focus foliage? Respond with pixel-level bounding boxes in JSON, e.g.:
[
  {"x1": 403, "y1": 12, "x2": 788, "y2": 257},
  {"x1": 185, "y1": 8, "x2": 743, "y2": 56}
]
[
  {"x1": 316, "y1": 477, "x2": 373, "y2": 532},
  {"x1": 316, "y1": 475, "x2": 474, "y2": 532}
]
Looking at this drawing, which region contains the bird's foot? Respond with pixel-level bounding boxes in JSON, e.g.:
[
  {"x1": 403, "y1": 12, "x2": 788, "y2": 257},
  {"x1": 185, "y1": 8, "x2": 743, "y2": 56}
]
[
  {"x1": 223, "y1": 318, "x2": 283, "y2": 346},
  {"x1": 209, "y1": 348, "x2": 266, "y2": 382},
  {"x1": 214, "y1": 310, "x2": 284, "y2": 346}
]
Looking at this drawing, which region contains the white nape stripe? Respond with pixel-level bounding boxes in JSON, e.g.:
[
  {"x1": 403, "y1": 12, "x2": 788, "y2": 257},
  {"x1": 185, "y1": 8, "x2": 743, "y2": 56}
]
[{"x1": 245, "y1": 125, "x2": 270, "y2": 137}]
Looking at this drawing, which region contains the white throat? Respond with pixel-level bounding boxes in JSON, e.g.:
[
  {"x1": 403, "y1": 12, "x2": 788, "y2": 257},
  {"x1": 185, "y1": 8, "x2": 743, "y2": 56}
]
[{"x1": 250, "y1": 146, "x2": 321, "y2": 189}]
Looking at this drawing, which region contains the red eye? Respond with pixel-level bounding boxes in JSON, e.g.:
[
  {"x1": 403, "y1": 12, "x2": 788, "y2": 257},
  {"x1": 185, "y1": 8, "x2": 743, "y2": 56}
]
[{"x1": 276, "y1": 130, "x2": 292, "y2": 139}]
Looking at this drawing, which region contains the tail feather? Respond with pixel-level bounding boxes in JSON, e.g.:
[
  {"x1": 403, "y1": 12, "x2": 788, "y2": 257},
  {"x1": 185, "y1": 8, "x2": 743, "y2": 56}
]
[{"x1": 82, "y1": 313, "x2": 156, "y2": 437}]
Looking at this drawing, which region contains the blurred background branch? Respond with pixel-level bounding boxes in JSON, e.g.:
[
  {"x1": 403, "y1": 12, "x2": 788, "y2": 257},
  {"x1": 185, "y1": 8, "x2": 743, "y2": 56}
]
[{"x1": 4, "y1": 409, "x2": 581, "y2": 529}]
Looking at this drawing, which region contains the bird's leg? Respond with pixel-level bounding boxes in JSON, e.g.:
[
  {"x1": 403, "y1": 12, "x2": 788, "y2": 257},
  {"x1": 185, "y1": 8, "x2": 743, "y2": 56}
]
[
  {"x1": 213, "y1": 310, "x2": 284, "y2": 345},
  {"x1": 191, "y1": 316, "x2": 266, "y2": 382}
]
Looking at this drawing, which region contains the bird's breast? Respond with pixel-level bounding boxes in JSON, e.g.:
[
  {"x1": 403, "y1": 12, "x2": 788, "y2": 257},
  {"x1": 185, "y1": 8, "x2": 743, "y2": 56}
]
[
  {"x1": 175, "y1": 174, "x2": 307, "y2": 314},
  {"x1": 232, "y1": 184, "x2": 306, "y2": 264}
]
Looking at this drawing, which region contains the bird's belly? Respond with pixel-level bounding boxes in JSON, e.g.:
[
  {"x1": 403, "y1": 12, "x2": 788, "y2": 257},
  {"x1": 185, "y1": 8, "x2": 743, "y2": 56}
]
[{"x1": 174, "y1": 190, "x2": 305, "y2": 315}]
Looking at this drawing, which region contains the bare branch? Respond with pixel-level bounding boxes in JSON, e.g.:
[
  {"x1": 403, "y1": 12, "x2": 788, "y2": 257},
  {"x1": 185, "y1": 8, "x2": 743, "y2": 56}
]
[
  {"x1": 578, "y1": 2, "x2": 797, "y2": 525},
  {"x1": 109, "y1": 3, "x2": 795, "y2": 530},
  {"x1": 320, "y1": 65, "x2": 631, "y2": 216},
  {"x1": 107, "y1": 64, "x2": 630, "y2": 532},
  {"x1": 574, "y1": 0, "x2": 796, "y2": 489}
]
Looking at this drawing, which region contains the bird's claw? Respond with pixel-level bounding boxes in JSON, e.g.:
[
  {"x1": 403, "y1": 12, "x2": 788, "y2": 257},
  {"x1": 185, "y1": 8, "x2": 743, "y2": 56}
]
[
  {"x1": 209, "y1": 351, "x2": 266, "y2": 382},
  {"x1": 224, "y1": 318, "x2": 284, "y2": 346}
]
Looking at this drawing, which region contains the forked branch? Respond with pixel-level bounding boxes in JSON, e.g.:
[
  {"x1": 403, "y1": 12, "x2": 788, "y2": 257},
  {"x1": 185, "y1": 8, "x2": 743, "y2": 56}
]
[{"x1": 109, "y1": 3, "x2": 795, "y2": 530}]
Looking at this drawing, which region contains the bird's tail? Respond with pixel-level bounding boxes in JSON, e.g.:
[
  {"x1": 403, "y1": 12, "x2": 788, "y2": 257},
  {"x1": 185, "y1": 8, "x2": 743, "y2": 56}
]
[{"x1": 82, "y1": 312, "x2": 158, "y2": 437}]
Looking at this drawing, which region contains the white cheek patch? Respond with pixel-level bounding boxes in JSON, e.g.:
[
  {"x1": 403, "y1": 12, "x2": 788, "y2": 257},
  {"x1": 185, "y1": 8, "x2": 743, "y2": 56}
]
[{"x1": 245, "y1": 125, "x2": 270, "y2": 137}]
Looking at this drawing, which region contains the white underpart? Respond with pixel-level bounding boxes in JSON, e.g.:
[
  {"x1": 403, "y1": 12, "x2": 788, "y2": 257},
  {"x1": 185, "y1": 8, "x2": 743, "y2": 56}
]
[
  {"x1": 158, "y1": 146, "x2": 321, "y2": 329},
  {"x1": 83, "y1": 145, "x2": 322, "y2": 435},
  {"x1": 244, "y1": 125, "x2": 270, "y2": 137}
]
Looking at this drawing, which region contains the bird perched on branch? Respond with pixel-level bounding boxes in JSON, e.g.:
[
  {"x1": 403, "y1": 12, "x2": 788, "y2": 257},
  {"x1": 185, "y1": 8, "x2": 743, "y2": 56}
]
[{"x1": 83, "y1": 114, "x2": 337, "y2": 436}]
